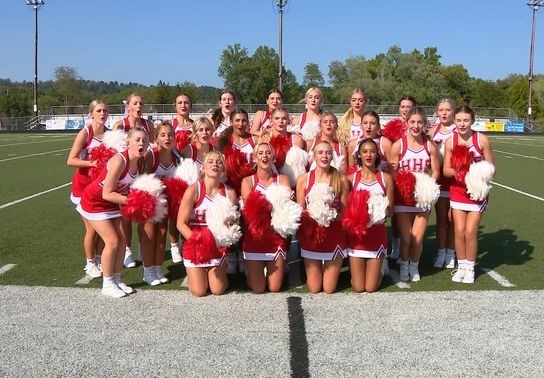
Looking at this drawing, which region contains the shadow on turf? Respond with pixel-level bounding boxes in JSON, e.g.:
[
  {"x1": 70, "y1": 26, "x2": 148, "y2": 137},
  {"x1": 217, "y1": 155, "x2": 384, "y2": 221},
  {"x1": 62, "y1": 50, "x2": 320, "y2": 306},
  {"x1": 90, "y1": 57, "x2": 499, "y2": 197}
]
[{"x1": 477, "y1": 227, "x2": 533, "y2": 269}]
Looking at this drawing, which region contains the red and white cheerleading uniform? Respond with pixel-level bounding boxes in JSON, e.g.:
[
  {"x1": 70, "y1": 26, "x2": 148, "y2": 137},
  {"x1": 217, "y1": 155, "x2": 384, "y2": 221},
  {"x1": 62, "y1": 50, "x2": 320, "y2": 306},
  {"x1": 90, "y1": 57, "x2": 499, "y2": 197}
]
[
  {"x1": 213, "y1": 120, "x2": 230, "y2": 138},
  {"x1": 172, "y1": 118, "x2": 193, "y2": 139},
  {"x1": 350, "y1": 122, "x2": 362, "y2": 140},
  {"x1": 307, "y1": 136, "x2": 343, "y2": 171},
  {"x1": 347, "y1": 170, "x2": 388, "y2": 259},
  {"x1": 187, "y1": 142, "x2": 215, "y2": 171},
  {"x1": 230, "y1": 135, "x2": 255, "y2": 164},
  {"x1": 296, "y1": 111, "x2": 319, "y2": 133},
  {"x1": 373, "y1": 136, "x2": 390, "y2": 172},
  {"x1": 258, "y1": 110, "x2": 272, "y2": 132},
  {"x1": 449, "y1": 132, "x2": 488, "y2": 212},
  {"x1": 300, "y1": 171, "x2": 346, "y2": 261},
  {"x1": 70, "y1": 125, "x2": 105, "y2": 205},
  {"x1": 148, "y1": 147, "x2": 178, "y2": 179},
  {"x1": 242, "y1": 174, "x2": 288, "y2": 261},
  {"x1": 76, "y1": 150, "x2": 137, "y2": 221},
  {"x1": 183, "y1": 181, "x2": 229, "y2": 268},
  {"x1": 393, "y1": 136, "x2": 432, "y2": 213},
  {"x1": 431, "y1": 125, "x2": 456, "y2": 198},
  {"x1": 121, "y1": 116, "x2": 150, "y2": 133}
]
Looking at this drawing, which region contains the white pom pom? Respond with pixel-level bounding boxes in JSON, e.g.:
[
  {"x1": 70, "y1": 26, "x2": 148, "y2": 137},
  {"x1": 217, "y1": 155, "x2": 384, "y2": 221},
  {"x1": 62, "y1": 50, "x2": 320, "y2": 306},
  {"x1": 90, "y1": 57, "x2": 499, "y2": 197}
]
[
  {"x1": 306, "y1": 183, "x2": 337, "y2": 227},
  {"x1": 438, "y1": 142, "x2": 446, "y2": 164},
  {"x1": 131, "y1": 174, "x2": 165, "y2": 197},
  {"x1": 465, "y1": 161, "x2": 495, "y2": 201},
  {"x1": 413, "y1": 172, "x2": 440, "y2": 210},
  {"x1": 300, "y1": 121, "x2": 321, "y2": 141},
  {"x1": 331, "y1": 154, "x2": 345, "y2": 172},
  {"x1": 280, "y1": 146, "x2": 309, "y2": 187},
  {"x1": 151, "y1": 193, "x2": 169, "y2": 223},
  {"x1": 206, "y1": 194, "x2": 242, "y2": 247},
  {"x1": 265, "y1": 184, "x2": 302, "y2": 238},
  {"x1": 173, "y1": 158, "x2": 199, "y2": 185},
  {"x1": 103, "y1": 129, "x2": 127, "y2": 152},
  {"x1": 367, "y1": 192, "x2": 389, "y2": 227},
  {"x1": 286, "y1": 124, "x2": 300, "y2": 134}
]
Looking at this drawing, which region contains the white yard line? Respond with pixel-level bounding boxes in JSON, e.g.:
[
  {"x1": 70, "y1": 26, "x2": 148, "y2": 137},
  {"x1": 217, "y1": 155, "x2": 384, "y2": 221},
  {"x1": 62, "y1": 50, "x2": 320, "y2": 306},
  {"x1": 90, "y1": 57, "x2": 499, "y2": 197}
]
[
  {"x1": 0, "y1": 148, "x2": 70, "y2": 163},
  {"x1": 494, "y1": 149, "x2": 544, "y2": 161},
  {"x1": 75, "y1": 275, "x2": 94, "y2": 285},
  {"x1": 0, "y1": 182, "x2": 71, "y2": 210},
  {"x1": 492, "y1": 181, "x2": 544, "y2": 202},
  {"x1": 0, "y1": 264, "x2": 17, "y2": 276},
  {"x1": 491, "y1": 140, "x2": 544, "y2": 148},
  {"x1": 481, "y1": 268, "x2": 515, "y2": 287},
  {"x1": 0, "y1": 138, "x2": 72, "y2": 147}
]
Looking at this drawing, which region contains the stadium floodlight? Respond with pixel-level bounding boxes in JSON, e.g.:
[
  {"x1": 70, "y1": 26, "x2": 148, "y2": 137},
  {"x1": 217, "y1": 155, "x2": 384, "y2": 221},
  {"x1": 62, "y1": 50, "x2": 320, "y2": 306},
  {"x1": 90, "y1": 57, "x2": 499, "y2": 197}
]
[
  {"x1": 26, "y1": 0, "x2": 45, "y2": 122},
  {"x1": 275, "y1": 0, "x2": 288, "y2": 92},
  {"x1": 527, "y1": 0, "x2": 544, "y2": 127}
]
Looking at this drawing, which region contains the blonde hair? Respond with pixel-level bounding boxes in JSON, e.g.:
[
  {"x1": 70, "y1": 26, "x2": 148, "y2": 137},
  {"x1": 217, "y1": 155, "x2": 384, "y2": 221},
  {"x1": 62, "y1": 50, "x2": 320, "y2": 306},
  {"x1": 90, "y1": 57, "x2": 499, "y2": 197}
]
[
  {"x1": 126, "y1": 126, "x2": 149, "y2": 174},
  {"x1": 126, "y1": 92, "x2": 144, "y2": 104},
  {"x1": 313, "y1": 140, "x2": 342, "y2": 195},
  {"x1": 252, "y1": 141, "x2": 275, "y2": 164},
  {"x1": 319, "y1": 111, "x2": 339, "y2": 139},
  {"x1": 88, "y1": 99, "x2": 107, "y2": 114},
  {"x1": 337, "y1": 88, "x2": 367, "y2": 145},
  {"x1": 154, "y1": 121, "x2": 173, "y2": 140},
  {"x1": 200, "y1": 151, "x2": 226, "y2": 179},
  {"x1": 305, "y1": 87, "x2": 323, "y2": 100},
  {"x1": 191, "y1": 117, "x2": 214, "y2": 142}
]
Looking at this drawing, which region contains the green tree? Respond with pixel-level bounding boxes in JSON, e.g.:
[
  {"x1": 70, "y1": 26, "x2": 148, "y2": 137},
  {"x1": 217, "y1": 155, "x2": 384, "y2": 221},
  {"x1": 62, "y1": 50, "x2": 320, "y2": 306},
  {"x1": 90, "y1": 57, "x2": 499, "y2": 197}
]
[
  {"x1": 302, "y1": 63, "x2": 325, "y2": 88},
  {"x1": 0, "y1": 86, "x2": 32, "y2": 117},
  {"x1": 54, "y1": 66, "x2": 84, "y2": 105}
]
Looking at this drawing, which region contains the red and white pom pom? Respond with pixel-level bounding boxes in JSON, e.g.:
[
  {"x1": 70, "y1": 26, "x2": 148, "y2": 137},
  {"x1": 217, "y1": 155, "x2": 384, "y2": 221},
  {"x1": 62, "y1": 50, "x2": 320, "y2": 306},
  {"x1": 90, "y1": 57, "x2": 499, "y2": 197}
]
[
  {"x1": 465, "y1": 161, "x2": 495, "y2": 201},
  {"x1": 342, "y1": 189, "x2": 371, "y2": 241},
  {"x1": 367, "y1": 192, "x2": 389, "y2": 227},
  {"x1": 175, "y1": 131, "x2": 191, "y2": 152},
  {"x1": 394, "y1": 170, "x2": 417, "y2": 206},
  {"x1": 162, "y1": 158, "x2": 199, "y2": 220},
  {"x1": 300, "y1": 122, "x2": 321, "y2": 141},
  {"x1": 103, "y1": 129, "x2": 128, "y2": 152},
  {"x1": 183, "y1": 228, "x2": 218, "y2": 265},
  {"x1": 223, "y1": 145, "x2": 255, "y2": 194},
  {"x1": 205, "y1": 193, "x2": 242, "y2": 248},
  {"x1": 298, "y1": 211, "x2": 327, "y2": 245},
  {"x1": 241, "y1": 191, "x2": 273, "y2": 240},
  {"x1": 382, "y1": 119, "x2": 405, "y2": 143},
  {"x1": 174, "y1": 158, "x2": 199, "y2": 185},
  {"x1": 306, "y1": 182, "x2": 337, "y2": 227},
  {"x1": 332, "y1": 154, "x2": 345, "y2": 173},
  {"x1": 265, "y1": 184, "x2": 302, "y2": 238},
  {"x1": 270, "y1": 134, "x2": 291, "y2": 171},
  {"x1": 89, "y1": 130, "x2": 128, "y2": 180},
  {"x1": 121, "y1": 174, "x2": 168, "y2": 223},
  {"x1": 451, "y1": 144, "x2": 474, "y2": 184},
  {"x1": 280, "y1": 146, "x2": 309, "y2": 187},
  {"x1": 413, "y1": 172, "x2": 440, "y2": 210}
]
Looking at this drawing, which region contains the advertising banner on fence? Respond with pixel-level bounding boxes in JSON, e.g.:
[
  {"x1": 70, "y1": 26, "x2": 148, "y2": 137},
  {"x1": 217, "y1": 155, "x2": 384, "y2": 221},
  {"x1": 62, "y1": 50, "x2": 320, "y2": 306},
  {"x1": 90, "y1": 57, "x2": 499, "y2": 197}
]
[
  {"x1": 484, "y1": 121, "x2": 505, "y2": 132},
  {"x1": 504, "y1": 121, "x2": 525, "y2": 133}
]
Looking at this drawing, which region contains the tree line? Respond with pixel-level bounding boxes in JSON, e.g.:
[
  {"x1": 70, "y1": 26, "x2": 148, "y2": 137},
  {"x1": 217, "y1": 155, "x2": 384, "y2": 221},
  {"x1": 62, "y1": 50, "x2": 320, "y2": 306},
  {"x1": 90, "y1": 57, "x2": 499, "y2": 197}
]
[{"x1": 0, "y1": 44, "x2": 540, "y2": 122}]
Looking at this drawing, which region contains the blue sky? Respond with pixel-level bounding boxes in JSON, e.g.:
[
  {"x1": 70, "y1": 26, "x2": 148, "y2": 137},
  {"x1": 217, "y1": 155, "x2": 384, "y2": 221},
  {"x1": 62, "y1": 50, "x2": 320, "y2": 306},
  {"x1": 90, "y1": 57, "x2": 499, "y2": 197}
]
[{"x1": 0, "y1": 0, "x2": 542, "y2": 87}]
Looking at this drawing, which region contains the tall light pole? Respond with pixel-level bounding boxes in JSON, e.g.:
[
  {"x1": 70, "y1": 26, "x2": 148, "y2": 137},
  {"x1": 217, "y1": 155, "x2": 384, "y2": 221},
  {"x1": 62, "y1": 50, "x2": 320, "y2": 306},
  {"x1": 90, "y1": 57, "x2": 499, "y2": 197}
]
[
  {"x1": 276, "y1": 0, "x2": 288, "y2": 92},
  {"x1": 528, "y1": 1, "x2": 543, "y2": 127},
  {"x1": 27, "y1": 0, "x2": 44, "y2": 120}
]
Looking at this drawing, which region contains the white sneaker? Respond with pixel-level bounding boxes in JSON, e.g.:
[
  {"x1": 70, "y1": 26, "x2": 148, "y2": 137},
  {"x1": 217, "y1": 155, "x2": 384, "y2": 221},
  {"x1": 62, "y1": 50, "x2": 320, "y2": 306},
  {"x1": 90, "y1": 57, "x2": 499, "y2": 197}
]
[
  {"x1": 124, "y1": 248, "x2": 136, "y2": 268},
  {"x1": 445, "y1": 250, "x2": 456, "y2": 269},
  {"x1": 84, "y1": 262, "x2": 102, "y2": 278},
  {"x1": 399, "y1": 261, "x2": 409, "y2": 282},
  {"x1": 154, "y1": 266, "x2": 169, "y2": 284},
  {"x1": 143, "y1": 268, "x2": 161, "y2": 286},
  {"x1": 463, "y1": 264, "x2": 475, "y2": 284},
  {"x1": 409, "y1": 261, "x2": 420, "y2": 282},
  {"x1": 101, "y1": 283, "x2": 127, "y2": 298},
  {"x1": 451, "y1": 262, "x2": 466, "y2": 283},
  {"x1": 171, "y1": 244, "x2": 182, "y2": 264},
  {"x1": 390, "y1": 238, "x2": 400, "y2": 259},
  {"x1": 113, "y1": 274, "x2": 134, "y2": 294},
  {"x1": 433, "y1": 250, "x2": 446, "y2": 268}
]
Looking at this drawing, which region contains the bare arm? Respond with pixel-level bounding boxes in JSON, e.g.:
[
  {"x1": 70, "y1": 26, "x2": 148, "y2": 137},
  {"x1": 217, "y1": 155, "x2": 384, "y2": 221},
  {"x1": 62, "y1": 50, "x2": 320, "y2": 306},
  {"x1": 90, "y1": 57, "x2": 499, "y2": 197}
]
[
  {"x1": 295, "y1": 173, "x2": 308, "y2": 209},
  {"x1": 101, "y1": 155, "x2": 128, "y2": 205},
  {"x1": 67, "y1": 129, "x2": 96, "y2": 168},
  {"x1": 347, "y1": 139, "x2": 357, "y2": 168},
  {"x1": 480, "y1": 134, "x2": 495, "y2": 167},
  {"x1": 429, "y1": 142, "x2": 441, "y2": 180},
  {"x1": 382, "y1": 172, "x2": 395, "y2": 219},
  {"x1": 389, "y1": 140, "x2": 401, "y2": 177},
  {"x1": 250, "y1": 110, "x2": 264, "y2": 135},
  {"x1": 442, "y1": 137, "x2": 455, "y2": 178},
  {"x1": 177, "y1": 183, "x2": 197, "y2": 240}
]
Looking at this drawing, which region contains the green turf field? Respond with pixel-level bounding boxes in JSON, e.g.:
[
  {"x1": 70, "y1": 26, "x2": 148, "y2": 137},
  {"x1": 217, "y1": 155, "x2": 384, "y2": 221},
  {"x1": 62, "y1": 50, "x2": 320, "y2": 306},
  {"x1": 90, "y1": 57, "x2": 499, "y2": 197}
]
[{"x1": 0, "y1": 133, "x2": 543, "y2": 292}]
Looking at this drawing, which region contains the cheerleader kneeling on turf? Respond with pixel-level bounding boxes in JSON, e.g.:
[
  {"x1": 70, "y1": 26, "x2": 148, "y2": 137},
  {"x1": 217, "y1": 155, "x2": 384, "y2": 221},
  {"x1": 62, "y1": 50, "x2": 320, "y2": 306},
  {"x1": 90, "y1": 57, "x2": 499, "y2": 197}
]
[{"x1": 77, "y1": 127, "x2": 149, "y2": 298}]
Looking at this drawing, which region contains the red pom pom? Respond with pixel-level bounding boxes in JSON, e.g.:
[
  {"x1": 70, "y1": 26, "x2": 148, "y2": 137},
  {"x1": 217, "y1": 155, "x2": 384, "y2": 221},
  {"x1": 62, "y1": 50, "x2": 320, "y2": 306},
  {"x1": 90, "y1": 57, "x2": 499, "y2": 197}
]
[
  {"x1": 382, "y1": 119, "x2": 405, "y2": 143},
  {"x1": 269, "y1": 133, "x2": 291, "y2": 170},
  {"x1": 346, "y1": 166, "x2": 359, "y2": 175},
  {"x1": 182, "y1": 228, "x2": 219, "y2": 264},
  {"x1": 121, "y1": 189, "x2": 156, "y2": 223},
  {"x1": 89, "y1": 144, "x2": 118, "y2": 181},
  {"x1": 394, "y1": 170, "x2": 416, "y2": 206},
  {"x1": 175, "y1": 130, "x2": 191, "y2": 152},
  {"x1": 451, "y1": 144, "x2": 474, "y2": 184},
  {"x1": 342, "y1": 189, "x2": 371, "y2": 242},
  {"x1": 224, "y1": 144, "x2": 256, "y2": 195},
  {"x1": 297, "y1": 211, "x2": 327, "y2": 245},
  {"x1": 242, "y1": 191, "x2": 272, "y2": 240},
  {"x1": 162, "y1": 177, "x2": 189, "y2": 221}
]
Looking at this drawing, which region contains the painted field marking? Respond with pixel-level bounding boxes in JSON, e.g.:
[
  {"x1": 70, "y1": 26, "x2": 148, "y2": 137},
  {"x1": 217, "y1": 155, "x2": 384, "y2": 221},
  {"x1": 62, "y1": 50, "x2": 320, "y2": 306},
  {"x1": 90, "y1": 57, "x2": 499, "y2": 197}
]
[
  {"x1": 0, "y1": 148, "x2": 70, "y2": 163},
  {"x1": 491, "y1": 140, "x2": 544, "y2": 148},
  {"x1": 0, "y1": 264, "x2": 17, "y2": 276},
  {"x1": 386, "y1": 268, "x2": 411, "y2": 289},
  {"x1": 492, "y1": 181, "x2": 544, "y2": 202},
  {"x1": 481, "y1": 268, "x2": 515, "y2": 287},
  {"x1": 0, "y1": 182, "x2": 71, "y2": 210},
  {"x1": 75, "y1": 275, "x2": 94, "y2": 285},
  {"x1": 494, "y1": 149, "x2": 544, "y2": 161},
  {"x1": 0, "y1": 138, "x2": 73, "y2": 147}
]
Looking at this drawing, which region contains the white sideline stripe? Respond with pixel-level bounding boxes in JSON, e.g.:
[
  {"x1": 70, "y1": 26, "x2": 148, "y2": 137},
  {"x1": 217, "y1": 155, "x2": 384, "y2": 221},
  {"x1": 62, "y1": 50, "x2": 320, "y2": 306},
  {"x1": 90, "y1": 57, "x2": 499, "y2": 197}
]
[
  {"x1": 481, "y1": 268, "x2": 515, "y2": 287},
  {"x1": 492, "y1": 181, "x2": 544, "y2": 202},
  {"x1": 75, "y1": 275, "x2": 94, "y2": 285},
  {"x1": 0, "y1": 264, "x2": 17, "y2": 276},
  {"x1": 0, "y1": 148, "x2": 70, "y2": 163},
  {"x1": 494, "y1": 149, "x2": 544, "y2": 161},
  {"x1": 492, "y1": 140, "x2": 544, "y2": 148},
  {"x1": 0, "y1": 182, "x2": 71, "y2": 210},
  {"x1": 387, "y1": 268, "x2": 411, "y2": 289},
  {"x1": 0, "y1": 138, "x2": 73, "y2": 147}
]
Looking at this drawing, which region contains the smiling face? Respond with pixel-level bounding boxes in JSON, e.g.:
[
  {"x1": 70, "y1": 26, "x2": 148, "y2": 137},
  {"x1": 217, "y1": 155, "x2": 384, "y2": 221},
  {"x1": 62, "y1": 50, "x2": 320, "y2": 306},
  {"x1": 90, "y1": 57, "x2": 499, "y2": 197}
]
[
  {"x1": 406, "y1": 113, "x2": 426, "y2": 137},
  {"x1": 253, "y1": 142, "x2": 274, "y2": 170},
  {"x1": 454, "y1": 111, "x2": 474, "y2": 137},
  {"x1": 175, "y1": 94, "x2": 192, "y2": 118},
  {"x1": 232, "y1": 112, "x2": 249, "y2": 136},
  {"x1": 361, "y1": 114, "x2": 379, "y2": 138},
  {"x1": 313, "y1": 141, "x2": 333, "y2": 170}
]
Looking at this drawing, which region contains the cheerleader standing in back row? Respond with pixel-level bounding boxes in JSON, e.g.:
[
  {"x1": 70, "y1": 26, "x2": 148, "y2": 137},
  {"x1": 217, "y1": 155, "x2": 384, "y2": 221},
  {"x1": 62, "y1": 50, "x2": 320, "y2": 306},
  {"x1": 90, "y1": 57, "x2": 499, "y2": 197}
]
[
  {"x1": 390, "y1": 107, "x2": 440, "y2": 282},
  {"x1": 250, "y1": 89, "x2": 283, "y2": 136},
  {"x1": 347, "y1": 138, "x2": 394, "y2": 292},
  {"x1": 337, "y1": 88, "x2": 367, "y2": 145},
  {"x1": 67, "y1": 100, "x2": 108, "y2": 278},
  {"x1": 77, "y1": 127, "x2": 149, "y2": 298},
  {"x1": 209, "y1": 90, "x2": 236, "y2": 140},
  {"x1": 291, "y1": 87, "x2": 323, "y2": 141},
  {"x1": 443, "y1": 105, "x2": 494, "y2": 284},
  {"x1": 296, "y1": 141, "x2": 349, "y2": 294}
]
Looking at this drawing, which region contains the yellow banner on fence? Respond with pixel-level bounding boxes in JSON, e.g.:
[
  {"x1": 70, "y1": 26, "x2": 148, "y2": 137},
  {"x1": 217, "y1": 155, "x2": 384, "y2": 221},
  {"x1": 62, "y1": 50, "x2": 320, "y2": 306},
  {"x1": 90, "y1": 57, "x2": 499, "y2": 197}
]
[{"x1": 484, "y1": 121, "x2": 505, "y2": 132}]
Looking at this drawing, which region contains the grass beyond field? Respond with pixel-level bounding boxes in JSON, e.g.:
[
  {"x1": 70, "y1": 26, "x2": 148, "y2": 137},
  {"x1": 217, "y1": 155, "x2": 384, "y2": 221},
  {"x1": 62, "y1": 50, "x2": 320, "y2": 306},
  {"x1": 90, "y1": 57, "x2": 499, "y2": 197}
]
[{"x1": 0, "y1": 133, "x2": 543, "y2": 292}]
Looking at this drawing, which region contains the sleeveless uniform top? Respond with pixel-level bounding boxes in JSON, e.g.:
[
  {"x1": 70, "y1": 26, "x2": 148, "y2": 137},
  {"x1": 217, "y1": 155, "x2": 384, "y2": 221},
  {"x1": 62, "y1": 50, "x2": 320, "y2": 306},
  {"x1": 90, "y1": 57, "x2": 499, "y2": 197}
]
[
  {"x1": 188, "y1": 142, "x2": 215, "y2": 171},
  {"x1": 259, "y1": 110, "x2": 272, "y2": 132},
  {"x1": 350, "y1": 122, "x2": 363, "y2": 140},
  {"x1": 231, "y1": 135, "x2": 256, "y2": 164},
  {"x1": 432, "y1": 124, "x2": 456, "y2": 195},
  {"x1": 307, "y1": 136, "x2": 342, "y2": 171},
  {"x1": 149, "y1": 147, "x2": 178, "y2": 178},
  {"x1": 122, "y1": 116, "x2": 150, "y2": 133},
  {"x1": 173, "y1": 118, "x2": 193, "y2": 138},
  {"x1": 297, "y1": 111, "x2": 320, "y2": 134}
]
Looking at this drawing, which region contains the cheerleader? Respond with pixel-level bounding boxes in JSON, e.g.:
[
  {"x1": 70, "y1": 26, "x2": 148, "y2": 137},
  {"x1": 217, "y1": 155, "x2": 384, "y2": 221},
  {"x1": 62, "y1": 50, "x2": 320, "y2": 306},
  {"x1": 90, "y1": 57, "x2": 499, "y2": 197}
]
[
  {"x1": 140, "y1": 122, "x2": 179, "y2": 285},
  {"x1": 296, "y1": 141, "x2": 349, "y2": 293},
  {"x1": 67, "y1": 99, "x2": 108, "y2": 278},
  {"x1": 172, "y1": 93, "x2": 194, "y2": 151},
  {"x1": 209, "y1": 89, "x2": 236, "y2": 139},
  {"x1": 240, "y1": 142, "x2": 296, "y2": 293},
  {"x1": 346, "y1": 138, "x2": 394, "y2": 292},
  {"x1": 180, "y1": 117, "x2": 215, "y2": 171},
  {"x1": 250, "y1": 89, "x2": 283, "y2": 136},
  {"x1": 291, "y1": 87, "x2": 323, "y2": 141},
  {"x1": 177, "y1": 151, "x2": 239, "y2": 297},
  {"x1": 76, "y1": 127, "x2": 149, "y2": 298},
  {"x1": 347, "y1": 111, "x2": 391, "y2": 172},
  {"x1": 428, "y1": 99, "x2": 457, "y2": 269},
  {"x1": 390, "y1": 107, "x2": 440, "y2": 282},
  {"x1": 443, "y1": 105, "x2": 494, "y2": 284},
  {"x1": 337, "y1": 88, "x2": 367, "y2": 145},
  {"x1": 306, "y1": 111, "x2": 347, "y2": 173}
]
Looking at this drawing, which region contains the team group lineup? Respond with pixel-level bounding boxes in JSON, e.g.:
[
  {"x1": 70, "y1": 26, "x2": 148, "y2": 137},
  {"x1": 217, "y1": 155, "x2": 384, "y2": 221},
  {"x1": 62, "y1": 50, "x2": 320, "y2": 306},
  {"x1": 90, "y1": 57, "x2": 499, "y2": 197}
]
[{"x1": 67, "y1": 88, "x2": 495, "y2": 298}]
